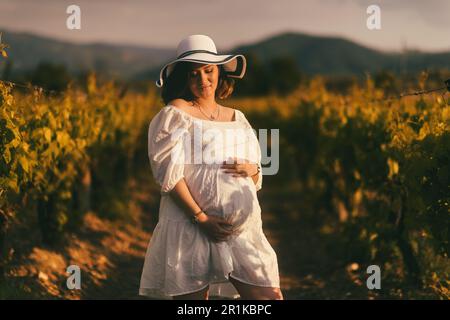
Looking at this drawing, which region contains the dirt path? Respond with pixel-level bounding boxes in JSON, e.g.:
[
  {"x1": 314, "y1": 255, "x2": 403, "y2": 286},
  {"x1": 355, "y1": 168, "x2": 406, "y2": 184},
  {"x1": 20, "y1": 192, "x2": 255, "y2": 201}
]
[{"x1": 259, "y1": 187, "x2": 377, "y2": 300}]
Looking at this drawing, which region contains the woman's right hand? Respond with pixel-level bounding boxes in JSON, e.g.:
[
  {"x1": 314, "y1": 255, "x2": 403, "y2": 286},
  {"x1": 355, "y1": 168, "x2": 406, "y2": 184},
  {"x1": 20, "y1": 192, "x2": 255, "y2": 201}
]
[{"x1": 197, "y1": 213, "x2": 236, "y2": 243}]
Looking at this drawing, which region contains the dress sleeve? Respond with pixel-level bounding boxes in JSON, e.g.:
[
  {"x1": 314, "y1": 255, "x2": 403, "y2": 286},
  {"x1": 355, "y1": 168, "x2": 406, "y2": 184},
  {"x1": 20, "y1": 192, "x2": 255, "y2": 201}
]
[
  {"x1": 237, "y1": 110, "x2": 263, "y2": 192},
  {"x1": 148, "y1": 107, "x2": 192, "y2": 194}
]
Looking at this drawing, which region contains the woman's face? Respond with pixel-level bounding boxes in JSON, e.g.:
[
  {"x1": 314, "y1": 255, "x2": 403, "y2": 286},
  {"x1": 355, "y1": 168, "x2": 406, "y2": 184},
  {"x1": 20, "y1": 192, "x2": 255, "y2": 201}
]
[{"x1": 187, "y1": 63, "x2": 219, "y2": 99}]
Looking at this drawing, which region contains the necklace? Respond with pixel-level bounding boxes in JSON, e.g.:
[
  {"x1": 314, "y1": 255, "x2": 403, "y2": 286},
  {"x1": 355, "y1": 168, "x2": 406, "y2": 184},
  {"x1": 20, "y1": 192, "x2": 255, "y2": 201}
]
[{"x1": 191, "y1": 100, "x2": 220, "y2": 120}]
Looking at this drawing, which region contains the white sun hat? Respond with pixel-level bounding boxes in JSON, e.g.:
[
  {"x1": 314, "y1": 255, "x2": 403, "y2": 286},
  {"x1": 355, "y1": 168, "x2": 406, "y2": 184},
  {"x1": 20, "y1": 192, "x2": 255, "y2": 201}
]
[{"x1": 156, "y1": 34, "x2": 247, "y2": 88}]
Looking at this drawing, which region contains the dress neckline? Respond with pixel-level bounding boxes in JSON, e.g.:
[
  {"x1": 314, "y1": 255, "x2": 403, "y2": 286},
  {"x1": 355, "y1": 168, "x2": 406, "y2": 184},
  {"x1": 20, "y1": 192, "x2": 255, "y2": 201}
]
[{"x1": 166, "y1": 105, "x2": 239, "y2": 124}]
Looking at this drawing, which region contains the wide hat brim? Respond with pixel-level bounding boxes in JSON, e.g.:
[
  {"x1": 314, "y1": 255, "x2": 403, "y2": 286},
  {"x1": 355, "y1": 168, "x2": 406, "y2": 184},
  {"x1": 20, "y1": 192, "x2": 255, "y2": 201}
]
[{"x1": 156, "y1": 52, "x2": 246, "y2": 88}]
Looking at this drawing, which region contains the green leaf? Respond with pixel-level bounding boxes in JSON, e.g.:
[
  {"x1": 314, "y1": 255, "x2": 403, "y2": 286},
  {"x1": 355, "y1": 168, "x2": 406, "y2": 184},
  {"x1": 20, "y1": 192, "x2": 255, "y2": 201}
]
[
  {"x1": 3, "y1": 148, "x2": 11, "y2": 164},
  {"x1": 387, "y1": 158, "x2": 399, "y2": 179},
  {"x1": 56, "y1": 131, "x2": 70, "y2": 148},
  {"x1": 7, "y1": 177, "x2": 19, "y2": 193},
  {"x1": 43, "y1": 127, "x2": 52, "y2": 142},
  {"x1": 19, "y1": 156, "x2": 29, "y2": 173}
]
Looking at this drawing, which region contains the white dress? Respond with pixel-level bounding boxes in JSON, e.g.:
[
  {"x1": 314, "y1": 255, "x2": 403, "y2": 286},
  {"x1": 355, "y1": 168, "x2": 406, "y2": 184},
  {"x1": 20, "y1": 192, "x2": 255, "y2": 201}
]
[{"x1": 139, "y1": 105, "x2": 280, "y2": 299}]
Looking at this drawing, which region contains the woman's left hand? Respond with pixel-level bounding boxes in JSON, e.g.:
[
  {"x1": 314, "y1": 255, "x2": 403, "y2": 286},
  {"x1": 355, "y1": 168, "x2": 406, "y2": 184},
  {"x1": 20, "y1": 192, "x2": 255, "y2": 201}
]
[{"x1": 221, "y1": 158, "x2": 258, "y2": 178}]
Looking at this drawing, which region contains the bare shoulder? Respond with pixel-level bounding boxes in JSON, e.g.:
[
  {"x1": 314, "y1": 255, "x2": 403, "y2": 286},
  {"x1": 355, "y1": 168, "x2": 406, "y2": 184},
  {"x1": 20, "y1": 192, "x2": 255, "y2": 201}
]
[
  {"x1": 168, "y1": 99, "x2": 191, "y2": 111},
  {"x1": 219, "y1": 105, "x2": 238, "y2": 120}
]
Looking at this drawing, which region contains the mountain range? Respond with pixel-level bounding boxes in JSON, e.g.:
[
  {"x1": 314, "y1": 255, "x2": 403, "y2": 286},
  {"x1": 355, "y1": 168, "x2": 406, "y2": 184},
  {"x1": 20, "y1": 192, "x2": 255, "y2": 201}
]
[{"x1": 1, "y1": 30, "x2": 449, "y2": 80}]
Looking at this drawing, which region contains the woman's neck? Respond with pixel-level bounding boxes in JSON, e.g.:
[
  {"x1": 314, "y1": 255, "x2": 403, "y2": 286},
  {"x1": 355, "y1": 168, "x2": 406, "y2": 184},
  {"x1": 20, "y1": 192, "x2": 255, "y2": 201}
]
[{"x1": 193, "y1": 97, "x2": 217, "y2": 112}]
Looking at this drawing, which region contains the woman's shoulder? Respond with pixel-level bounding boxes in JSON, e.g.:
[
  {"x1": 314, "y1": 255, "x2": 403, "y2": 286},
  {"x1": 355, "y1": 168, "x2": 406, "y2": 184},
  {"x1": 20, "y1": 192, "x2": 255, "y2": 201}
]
[
  {"x1": 221, "y1": 105, "x2": 238, "y2": 121},
  {"x1": 233, "y1": 108, "x2": 252, "y2": 127},
  {"x1": 149, "y1": 100, "x2": 192, "y2": 131},
  {"x1": 167, "y1": 99, "x2": 191, "y2": 112},
  {"x1": 157, "y1": 99, "x2": 191, "y2": 118}
]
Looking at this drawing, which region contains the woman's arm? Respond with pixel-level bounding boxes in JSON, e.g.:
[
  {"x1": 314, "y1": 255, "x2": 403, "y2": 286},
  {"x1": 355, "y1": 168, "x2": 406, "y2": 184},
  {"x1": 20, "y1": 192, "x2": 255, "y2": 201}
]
[
  {"x1": 251, "y1": 171, "x2": 259, "y2": 185},
  {"x1": 169, "y1": 178, "x2": 235, "y2": 242},
  {"x1": 169, "y1": 178, "x2": 206, "y2": 222}
]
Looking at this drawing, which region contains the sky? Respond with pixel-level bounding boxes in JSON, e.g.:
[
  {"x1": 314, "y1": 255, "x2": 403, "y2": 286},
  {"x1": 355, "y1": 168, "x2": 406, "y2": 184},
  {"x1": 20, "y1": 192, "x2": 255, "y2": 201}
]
[{"x1": 0, "y1": 0, "x2": 449, "y2": 52}]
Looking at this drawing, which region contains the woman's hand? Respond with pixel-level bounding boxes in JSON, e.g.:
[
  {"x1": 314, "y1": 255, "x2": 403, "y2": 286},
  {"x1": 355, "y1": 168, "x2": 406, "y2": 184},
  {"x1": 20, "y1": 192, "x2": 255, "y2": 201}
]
[
  {"x1": 197, "y1": 213, "x2": 236, "y2": 242},
  {"x1": 221, "y1": 158, "x2": 258, "y2": 178}
]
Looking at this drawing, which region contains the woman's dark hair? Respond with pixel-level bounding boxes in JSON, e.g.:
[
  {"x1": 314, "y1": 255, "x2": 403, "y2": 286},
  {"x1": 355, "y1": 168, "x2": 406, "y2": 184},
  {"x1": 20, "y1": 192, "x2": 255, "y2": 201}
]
[{"x1": 161, "y1": 62, "x2": 235, "y2": 104}]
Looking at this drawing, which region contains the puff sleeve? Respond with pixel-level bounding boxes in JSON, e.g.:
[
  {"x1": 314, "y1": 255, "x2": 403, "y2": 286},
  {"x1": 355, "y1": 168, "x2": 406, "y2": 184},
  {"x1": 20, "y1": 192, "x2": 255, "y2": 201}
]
[
  {"x1": 237, "y1": 110, "x2": 263, "y2": 192},
  {"x1": 148, "y1": 107, "x2": 192, "y2": 194}
]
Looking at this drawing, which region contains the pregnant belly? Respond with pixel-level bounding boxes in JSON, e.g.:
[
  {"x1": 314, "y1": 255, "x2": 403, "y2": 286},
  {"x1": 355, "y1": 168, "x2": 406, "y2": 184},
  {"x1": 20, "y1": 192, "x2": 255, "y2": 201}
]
[
  {"x1": 212, "y1": 171, "x2": 260, "y2": 234},
  {"x1": 185, "y1": 167, "x2": 260, "y2": 234}
]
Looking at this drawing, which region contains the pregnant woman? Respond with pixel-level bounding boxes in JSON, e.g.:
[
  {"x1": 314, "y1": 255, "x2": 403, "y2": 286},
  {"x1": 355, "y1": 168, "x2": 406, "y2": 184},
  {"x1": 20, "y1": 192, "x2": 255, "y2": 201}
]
[{"x1": 139, "y1": 35, "x2": 282, "y2": 300}]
